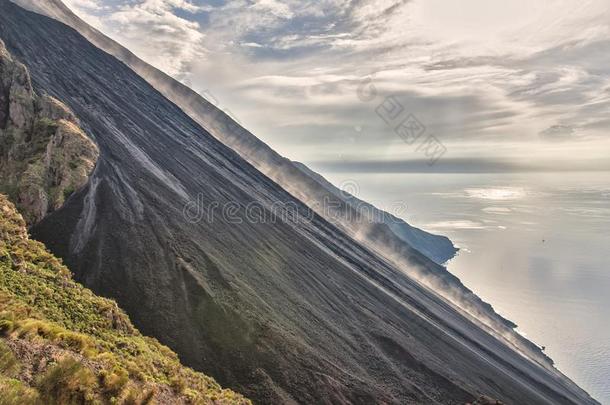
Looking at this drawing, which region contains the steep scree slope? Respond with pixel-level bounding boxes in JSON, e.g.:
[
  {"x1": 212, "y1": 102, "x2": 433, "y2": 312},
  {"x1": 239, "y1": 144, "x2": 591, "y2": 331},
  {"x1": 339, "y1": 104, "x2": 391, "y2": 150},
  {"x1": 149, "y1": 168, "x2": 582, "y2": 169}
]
[
  {"x1": 8, "y1": 0, "x2": 547, "y2": 366},
  {"x1": 9, "y1": 0, "x2": 457, "y2": 268},
  {"x1": 0, "y1": 2, "x2": 599, "y2": 405}
]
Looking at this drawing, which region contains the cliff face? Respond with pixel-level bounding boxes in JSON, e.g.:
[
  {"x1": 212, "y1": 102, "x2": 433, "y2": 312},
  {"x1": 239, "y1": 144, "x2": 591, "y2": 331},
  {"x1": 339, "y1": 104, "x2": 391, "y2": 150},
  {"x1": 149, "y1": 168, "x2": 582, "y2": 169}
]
[
  {"x1": 0, "y1": 2, "x2": 599, "y2": 405},
  {"x1": 0, "y1": 194, "x2": 250, "y2": 404},
  {"x1": 292, "y1": 161, "x2": 459, "y2": 264},
  {"x1": 0, "y1": 39, "x2": 98, "y2": 225}
]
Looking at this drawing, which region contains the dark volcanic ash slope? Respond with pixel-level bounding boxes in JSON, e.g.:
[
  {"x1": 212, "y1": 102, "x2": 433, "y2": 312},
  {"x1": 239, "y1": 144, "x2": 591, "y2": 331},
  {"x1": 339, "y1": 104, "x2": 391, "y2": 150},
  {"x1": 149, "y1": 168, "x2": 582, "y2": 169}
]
[
  {"x1": 0, "y1": 2, "x2": 599, "y2": 405},
  {"x1": 10, "y1": 0, "x2": 457, "y2": 268},
  {"x1": 9, "y1": 0, "x2": 539, "y2": 358}
]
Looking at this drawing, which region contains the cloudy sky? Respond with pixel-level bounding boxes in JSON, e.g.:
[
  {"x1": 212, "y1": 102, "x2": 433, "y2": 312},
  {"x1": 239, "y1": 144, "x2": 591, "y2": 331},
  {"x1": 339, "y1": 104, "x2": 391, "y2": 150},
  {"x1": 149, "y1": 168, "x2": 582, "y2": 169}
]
[{"x1": 64, "y1": 0, "x2": 610, "y2": 172}]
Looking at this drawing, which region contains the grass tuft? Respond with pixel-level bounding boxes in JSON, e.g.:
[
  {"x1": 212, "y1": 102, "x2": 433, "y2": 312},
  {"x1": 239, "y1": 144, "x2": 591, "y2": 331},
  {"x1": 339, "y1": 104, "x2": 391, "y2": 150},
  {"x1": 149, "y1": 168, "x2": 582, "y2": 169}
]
[{"x1": 37, "y1": 357, "x2": 97, "y2": 405}]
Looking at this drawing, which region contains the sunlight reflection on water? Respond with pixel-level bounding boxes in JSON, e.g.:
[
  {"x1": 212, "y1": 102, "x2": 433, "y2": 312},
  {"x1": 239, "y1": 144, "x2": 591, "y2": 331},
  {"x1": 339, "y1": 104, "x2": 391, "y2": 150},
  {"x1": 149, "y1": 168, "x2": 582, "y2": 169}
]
[
  {"x1": 323, "y1": 171, "x2": 610, "y2": 403},
  {"x1": 464, "y1": 186, "x2": 527, "y2": 200}
]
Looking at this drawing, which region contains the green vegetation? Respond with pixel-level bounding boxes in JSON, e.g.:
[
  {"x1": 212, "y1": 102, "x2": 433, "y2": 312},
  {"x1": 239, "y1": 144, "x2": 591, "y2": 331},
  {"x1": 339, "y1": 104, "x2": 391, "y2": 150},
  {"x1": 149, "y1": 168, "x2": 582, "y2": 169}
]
[
  {"x1": 0, "y1": 341, "x2": 18, "y2": 376},
  {"x1": 37, "y1": 358, "x2": 98, "y2": 405},
  {"x1": 62, "y1": 184, "x2": 75, "y2": 200},
  {"x1": 0, "y1": 377, "x2": 40, "y2": 405},
  {"x1": 0, "y1": 194, "x2": 250, "y2": 404}
]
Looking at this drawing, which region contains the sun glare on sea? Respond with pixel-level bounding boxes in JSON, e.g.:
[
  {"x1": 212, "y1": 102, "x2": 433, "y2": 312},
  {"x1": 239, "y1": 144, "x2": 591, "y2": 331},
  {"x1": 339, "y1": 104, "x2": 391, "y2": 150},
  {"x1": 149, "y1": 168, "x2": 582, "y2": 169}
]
[{"x1": 464, "y1": 187, "x2": 527, "y2": 201}]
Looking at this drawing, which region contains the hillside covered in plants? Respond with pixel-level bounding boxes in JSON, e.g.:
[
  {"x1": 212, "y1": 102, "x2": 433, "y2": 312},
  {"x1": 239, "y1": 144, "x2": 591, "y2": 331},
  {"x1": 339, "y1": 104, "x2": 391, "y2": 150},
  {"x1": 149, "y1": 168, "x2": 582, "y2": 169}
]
[{"x1": 0, "y1": 194, "x2": 249, "y2": 405}]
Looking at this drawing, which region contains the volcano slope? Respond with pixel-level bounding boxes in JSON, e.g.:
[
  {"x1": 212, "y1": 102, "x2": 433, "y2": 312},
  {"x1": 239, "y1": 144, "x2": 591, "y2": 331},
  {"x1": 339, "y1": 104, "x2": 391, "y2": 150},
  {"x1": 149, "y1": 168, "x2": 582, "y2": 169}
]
[
  {"x1": 10, "y1": 1, "x2": 458, "y2": 268},
  {"x1": 9, "y1": 0, "x2": 545, "y2": 369},
  {"x1": 0, "y1": 2, "x2": 599, "y2": 404}
]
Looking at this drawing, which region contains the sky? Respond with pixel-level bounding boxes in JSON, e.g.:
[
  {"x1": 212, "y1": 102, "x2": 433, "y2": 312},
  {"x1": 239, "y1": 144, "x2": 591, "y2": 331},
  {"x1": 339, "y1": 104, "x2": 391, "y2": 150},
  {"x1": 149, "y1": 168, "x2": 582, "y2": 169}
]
[{"x1": 63, "y1": 0, "x2": 610, "y2": 173}]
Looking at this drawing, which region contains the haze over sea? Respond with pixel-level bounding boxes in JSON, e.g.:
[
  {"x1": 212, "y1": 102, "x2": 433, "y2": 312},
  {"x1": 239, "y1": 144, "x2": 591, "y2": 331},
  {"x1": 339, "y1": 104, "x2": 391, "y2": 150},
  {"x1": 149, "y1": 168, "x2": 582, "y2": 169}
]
[{"x1": 319, "y1": 170, "x2": 610, "y2": 404}]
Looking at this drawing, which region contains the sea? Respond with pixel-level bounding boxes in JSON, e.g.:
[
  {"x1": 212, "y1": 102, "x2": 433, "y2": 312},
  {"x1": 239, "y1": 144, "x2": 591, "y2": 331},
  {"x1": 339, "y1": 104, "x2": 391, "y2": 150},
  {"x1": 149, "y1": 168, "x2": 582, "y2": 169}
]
[{"x1": 321, "y1": 171, "x2": 610, "y2": 404}]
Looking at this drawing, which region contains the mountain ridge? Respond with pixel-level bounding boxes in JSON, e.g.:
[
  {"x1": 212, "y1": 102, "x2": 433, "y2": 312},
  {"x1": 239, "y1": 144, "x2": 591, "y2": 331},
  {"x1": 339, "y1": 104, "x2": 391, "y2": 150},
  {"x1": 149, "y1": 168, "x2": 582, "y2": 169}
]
[
  {"x1": 7, "y1": 0, "x2": 534, "y2": 351},
  {"x1": 0, "y1": 2, "x2": 599, "y2": 404},
  {"x1": 291, "y1": 161, "x2": 459, "y2": 266},
  {"x1": 7, "y1": 0, "x2": 457, "y2": 266}
]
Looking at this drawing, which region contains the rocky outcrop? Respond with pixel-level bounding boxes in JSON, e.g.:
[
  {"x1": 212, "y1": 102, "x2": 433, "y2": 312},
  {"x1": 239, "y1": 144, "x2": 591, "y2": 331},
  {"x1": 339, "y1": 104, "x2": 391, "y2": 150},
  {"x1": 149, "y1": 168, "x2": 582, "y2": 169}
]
[{"x1": 0, "y1": 39, "x2": 98, "y2": 225}]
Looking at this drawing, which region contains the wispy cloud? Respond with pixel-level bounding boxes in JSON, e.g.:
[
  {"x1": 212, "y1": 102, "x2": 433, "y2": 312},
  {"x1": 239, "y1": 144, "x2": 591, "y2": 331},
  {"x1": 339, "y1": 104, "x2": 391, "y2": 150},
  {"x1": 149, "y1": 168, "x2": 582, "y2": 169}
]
[{"x1": 65, "y1": 0, "x2": 610, "y2": 170}]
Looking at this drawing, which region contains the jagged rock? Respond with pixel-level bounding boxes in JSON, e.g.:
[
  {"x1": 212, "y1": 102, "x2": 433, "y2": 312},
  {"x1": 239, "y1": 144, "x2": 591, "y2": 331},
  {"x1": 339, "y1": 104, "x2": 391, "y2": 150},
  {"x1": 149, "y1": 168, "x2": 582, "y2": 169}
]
[
  {"x1": 0, "y1": 39, "x2": 98, "y2": 224},
  {"x1": 0, "y1": 41, "x2": 34, "y2": 130},
  {"x1": 38, "y1": 94, "x2": 77, "y2": 123},
  {"x1": 7, "y1": 62, "x2": 34, "y2": 130}
]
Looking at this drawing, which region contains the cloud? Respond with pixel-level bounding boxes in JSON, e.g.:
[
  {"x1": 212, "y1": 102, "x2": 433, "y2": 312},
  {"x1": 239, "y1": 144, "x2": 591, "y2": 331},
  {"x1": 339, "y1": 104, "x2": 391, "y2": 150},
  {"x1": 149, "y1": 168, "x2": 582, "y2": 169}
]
[
  {"x1": 64, "y1": 0, "x2": 610, "y2": 170},
  {"x1": 64, "y1": 0, "x2": 103, "y2": 11},
  {"x1": 251, "y1": 0, "x2": 294, "y2": 19},
  {"x1": 65, "y1": 0, "x2": 206, "y2": 77},
  {"x1": 539, "y1": 124, "x2": 577, "y2": 141}
]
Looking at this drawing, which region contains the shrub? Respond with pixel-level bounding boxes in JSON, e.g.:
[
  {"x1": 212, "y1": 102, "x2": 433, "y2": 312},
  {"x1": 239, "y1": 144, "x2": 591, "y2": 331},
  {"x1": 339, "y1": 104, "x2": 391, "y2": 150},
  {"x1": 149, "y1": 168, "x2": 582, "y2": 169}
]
[
  {"x1": 36, "y1": 357, "x2": 98, "y2": 405},
  {"x1": 32, "y1": 118, "x2": 58, "y2": 138},
  {"x1": 119, "y1": 384, "x2": 155, "y2": 405},
  {"x1": 57, "y1": 331, "x2": 93, "y2": 354},
  {"x1": 170, "y1": 375, "x2": 187, "y2": 394},
  {"x1": 100, "y1": 364, "x2": 129, "y2": 396},
  {"x1": 62, "y1": 185, "x2": 75, "y2": 200},
  {"x1": 0, "y1": 319, "x2": 14, "y2": 335},
  {"x1": 0, "y1": 377, "x2": 40, "y2": 405},
  {"x1": 0, "y1": 341, "x2": 19, "y2": 376}
]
